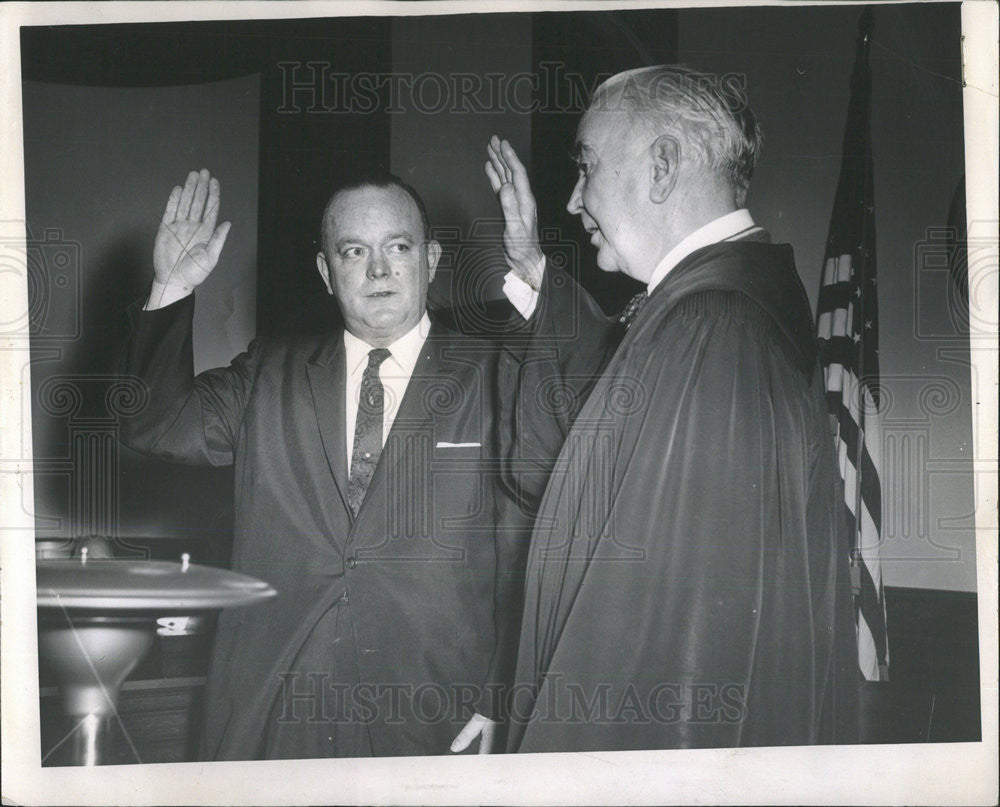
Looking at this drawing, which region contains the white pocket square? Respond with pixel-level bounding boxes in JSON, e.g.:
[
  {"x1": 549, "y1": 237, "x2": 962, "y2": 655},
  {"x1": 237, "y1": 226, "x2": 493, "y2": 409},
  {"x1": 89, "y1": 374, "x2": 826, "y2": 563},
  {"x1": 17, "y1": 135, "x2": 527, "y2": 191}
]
[{"x1": 435, "y1": 441, "x2": 481, "y2": 448}]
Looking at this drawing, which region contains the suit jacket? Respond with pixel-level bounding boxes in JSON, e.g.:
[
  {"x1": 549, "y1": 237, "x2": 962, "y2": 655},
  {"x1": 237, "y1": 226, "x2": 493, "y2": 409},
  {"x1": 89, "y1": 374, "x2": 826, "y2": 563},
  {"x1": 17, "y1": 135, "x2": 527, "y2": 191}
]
[{"x1": 120, "y1": 296, "x2": 526, "y2": 759}]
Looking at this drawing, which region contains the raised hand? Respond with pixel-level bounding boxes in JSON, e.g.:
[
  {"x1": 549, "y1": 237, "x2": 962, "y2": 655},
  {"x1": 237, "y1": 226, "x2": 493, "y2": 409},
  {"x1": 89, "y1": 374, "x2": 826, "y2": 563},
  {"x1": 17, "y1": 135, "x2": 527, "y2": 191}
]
[
  {"x1": 485, "y1": 136, "x2": 544, "y2": 290},
  {"x1": 149, "y1": 169, "x2": 231, "y2": 309}
]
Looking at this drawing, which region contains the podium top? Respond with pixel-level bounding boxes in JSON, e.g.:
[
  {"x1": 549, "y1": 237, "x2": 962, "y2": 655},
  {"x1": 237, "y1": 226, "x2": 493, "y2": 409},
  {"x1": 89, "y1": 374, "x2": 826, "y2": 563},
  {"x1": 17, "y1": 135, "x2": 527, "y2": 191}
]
[{"x1": 36, "y1": 558, "x2": 276, "y2": 612}]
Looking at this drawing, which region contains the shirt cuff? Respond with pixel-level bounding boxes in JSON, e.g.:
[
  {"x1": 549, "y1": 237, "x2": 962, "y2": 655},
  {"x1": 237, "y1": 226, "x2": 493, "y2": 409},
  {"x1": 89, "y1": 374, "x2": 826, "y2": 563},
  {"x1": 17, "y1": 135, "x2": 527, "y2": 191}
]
[
  {"x1": 502, "y1": 257, "x2": 544, "y2": 320},
  {"x1": 144, "y1": 280, "x2": 194, "y2": 310}
]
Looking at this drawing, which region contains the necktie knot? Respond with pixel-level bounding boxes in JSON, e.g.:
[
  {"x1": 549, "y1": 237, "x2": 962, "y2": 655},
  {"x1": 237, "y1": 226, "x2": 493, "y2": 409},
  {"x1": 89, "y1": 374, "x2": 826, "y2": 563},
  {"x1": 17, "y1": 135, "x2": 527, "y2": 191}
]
[{"x1": 367, "y1": 348, "x2": 391, "y2": 370}]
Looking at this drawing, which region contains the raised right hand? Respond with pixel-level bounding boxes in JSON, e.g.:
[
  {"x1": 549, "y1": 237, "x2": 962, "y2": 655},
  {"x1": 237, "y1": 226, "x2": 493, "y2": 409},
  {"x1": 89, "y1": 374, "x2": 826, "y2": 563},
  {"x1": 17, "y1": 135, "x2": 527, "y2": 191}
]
[
  {"x1": 149, "y1": 169, "x2": 231, "y2": 308},
  {"x1": 485, "y1": 136, "x2": 544, "y2": 291}
]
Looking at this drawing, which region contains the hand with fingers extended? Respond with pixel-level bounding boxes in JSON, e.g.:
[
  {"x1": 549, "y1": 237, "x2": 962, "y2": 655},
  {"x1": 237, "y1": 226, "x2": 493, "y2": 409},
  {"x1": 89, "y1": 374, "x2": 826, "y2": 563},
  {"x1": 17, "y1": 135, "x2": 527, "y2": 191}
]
[
  {"x1": 147, "y1": 169, "x2": 231, "y2": 310},
  {"x1": 485, "y1": 136, "x2": 545, "y2": 291}
]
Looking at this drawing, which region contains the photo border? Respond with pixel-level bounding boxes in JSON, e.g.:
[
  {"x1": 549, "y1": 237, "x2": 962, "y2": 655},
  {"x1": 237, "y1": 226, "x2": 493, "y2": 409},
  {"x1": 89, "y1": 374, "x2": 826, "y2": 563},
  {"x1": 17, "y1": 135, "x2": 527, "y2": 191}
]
[{"x1": 2, "y1": 1, "x2": 996, "y2": 804}]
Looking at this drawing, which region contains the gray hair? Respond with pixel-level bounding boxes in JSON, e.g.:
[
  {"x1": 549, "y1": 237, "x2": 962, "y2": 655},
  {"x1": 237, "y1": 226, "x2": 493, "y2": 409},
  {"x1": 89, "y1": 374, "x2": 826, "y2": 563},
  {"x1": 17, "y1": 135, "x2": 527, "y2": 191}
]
[{"x1": 593, "y1": 65, "x2": 763, "y2": 206}]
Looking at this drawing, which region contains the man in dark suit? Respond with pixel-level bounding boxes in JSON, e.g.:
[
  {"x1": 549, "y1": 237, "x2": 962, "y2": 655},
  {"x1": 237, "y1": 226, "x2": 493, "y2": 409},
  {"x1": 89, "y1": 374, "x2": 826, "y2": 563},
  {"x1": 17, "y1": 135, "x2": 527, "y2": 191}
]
[{"x1": 121, "y1": 169, "x2": 524, "y2": 759}]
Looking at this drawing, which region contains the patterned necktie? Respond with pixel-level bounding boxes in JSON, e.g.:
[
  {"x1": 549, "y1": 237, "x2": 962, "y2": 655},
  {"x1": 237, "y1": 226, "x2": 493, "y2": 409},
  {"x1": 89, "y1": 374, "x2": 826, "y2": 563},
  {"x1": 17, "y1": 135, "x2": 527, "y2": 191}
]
[
  {"x1": 618, "y1": 290, "x2": 649, "y2": 328},
  {"x1": 347, "y1": 348, "x2": 391, "y2": 516}
]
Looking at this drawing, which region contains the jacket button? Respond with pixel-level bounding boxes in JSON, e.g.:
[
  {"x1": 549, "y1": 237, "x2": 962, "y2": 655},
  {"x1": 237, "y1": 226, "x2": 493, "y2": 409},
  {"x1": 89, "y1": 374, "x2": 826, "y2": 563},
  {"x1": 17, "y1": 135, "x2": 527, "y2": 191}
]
[{"x1": 346, "y1": 557, "x2": 357, "y2": 569}]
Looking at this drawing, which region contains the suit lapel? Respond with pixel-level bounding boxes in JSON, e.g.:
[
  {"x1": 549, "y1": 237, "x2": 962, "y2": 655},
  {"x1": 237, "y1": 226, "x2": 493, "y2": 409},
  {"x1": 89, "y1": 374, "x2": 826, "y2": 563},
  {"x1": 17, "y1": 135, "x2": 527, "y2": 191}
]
[{"x1": 306, "y1": 335, "x2": 351, "y2": 516}]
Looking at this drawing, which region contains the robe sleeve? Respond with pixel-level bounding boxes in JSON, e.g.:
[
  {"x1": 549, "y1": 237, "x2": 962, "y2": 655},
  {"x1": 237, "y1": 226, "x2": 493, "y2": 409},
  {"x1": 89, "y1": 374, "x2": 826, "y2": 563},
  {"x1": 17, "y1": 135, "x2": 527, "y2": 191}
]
[
  {"x1": 481, "y1": 263, "x2": 620, "y2": 722},
  {"x1": 498, "y1": 262, "x2": 621, "y2": 512},
  {"x1": 119, "y1": 294, "x2": 259, "y2": 467}
]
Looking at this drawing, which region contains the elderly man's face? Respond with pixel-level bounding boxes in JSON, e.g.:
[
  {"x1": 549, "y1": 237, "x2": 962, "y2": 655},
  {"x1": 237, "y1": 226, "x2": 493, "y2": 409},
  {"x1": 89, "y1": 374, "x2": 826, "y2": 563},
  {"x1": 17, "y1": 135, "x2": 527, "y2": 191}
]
[
  {"x1": 316, "y1": 185, "x2": 439, "y2": 347},
  {"x1": 566, "y1": 104, "x2": 653, "y2": 281}
]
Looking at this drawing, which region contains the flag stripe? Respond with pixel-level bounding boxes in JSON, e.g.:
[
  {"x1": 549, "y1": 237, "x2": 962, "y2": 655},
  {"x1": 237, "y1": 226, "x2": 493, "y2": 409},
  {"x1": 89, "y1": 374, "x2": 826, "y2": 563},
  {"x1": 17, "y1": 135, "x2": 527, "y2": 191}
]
[
  {"x1": 818, "y1": 336, "x2": 858, "y2": 367},
  {"x1": 859, "y1": 446, "x2": 882, "y2": 535},
  {"x1": 855, "y1": 604, "x2": 880, "y2": 680},
  {"x1": 818, "y1": 281, "x2": 856, "y2": 312},
  {"x1": 838, "y1": 403, "x2": 860, "y2": 460},
  {"x1": 857, "y1": 560, "x2": 888, "y2": 663}
]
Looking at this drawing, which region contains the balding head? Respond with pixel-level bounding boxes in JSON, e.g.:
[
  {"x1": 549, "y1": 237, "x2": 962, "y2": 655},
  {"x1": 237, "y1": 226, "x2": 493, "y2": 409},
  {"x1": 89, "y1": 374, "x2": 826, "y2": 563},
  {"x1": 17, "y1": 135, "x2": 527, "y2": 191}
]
[{"x1": 592, "y1": 65, "x2": 762, "y2": 206}]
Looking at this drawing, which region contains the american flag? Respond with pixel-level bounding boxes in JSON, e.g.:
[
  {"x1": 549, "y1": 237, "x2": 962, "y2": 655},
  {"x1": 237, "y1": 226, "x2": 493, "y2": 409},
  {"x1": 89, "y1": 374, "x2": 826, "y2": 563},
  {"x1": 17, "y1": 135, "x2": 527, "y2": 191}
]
[{"x1": 815, "y1": 6, "x2": 890, "y2": 682}]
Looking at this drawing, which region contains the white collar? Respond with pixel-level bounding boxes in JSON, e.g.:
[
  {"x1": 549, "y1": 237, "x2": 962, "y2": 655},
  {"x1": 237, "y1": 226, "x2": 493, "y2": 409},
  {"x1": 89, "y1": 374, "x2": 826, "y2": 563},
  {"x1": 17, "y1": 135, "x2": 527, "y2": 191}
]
[
  {"x1": 343, "y1": 312, "x2": 431, "y2": 377},
  {"x1": 646, "y1": 209, "x2": 757, "y2": 293}
]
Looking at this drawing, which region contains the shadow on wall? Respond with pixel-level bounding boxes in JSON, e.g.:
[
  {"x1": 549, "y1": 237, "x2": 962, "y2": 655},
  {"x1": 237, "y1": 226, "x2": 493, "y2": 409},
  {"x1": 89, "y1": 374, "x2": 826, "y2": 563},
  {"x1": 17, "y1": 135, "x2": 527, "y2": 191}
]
[{"x1": 22, "y1": 76, "x2": 260, "y2": 548}]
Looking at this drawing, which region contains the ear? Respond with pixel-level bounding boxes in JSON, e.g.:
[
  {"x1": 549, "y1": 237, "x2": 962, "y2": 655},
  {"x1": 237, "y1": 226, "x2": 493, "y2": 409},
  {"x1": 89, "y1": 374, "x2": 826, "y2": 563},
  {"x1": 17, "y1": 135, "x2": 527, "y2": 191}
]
[
  {"x1": 649, "y1": 135, "x2": 680, "y2": 204},
  {"x1": 425, "y1": 240, "x2": 441, "y2": 284},
  {"x1": 316, "y1": 252, "x2": 334, "y2": 295}
]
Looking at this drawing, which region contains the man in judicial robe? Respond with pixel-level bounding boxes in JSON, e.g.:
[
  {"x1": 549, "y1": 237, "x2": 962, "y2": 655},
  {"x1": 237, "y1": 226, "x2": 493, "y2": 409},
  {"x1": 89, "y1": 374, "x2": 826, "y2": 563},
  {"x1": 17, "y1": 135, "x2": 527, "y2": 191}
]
[
  {"x1": 486, "y1": 65, "x2": 860, "y2": 752},
  {"x1": 121, "y1": 170, "x2": 525, "y2": 759}
]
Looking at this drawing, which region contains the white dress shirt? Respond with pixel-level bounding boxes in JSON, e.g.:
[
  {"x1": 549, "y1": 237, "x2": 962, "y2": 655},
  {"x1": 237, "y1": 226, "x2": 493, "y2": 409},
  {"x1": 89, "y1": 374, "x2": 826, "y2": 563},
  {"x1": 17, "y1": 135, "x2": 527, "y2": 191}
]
[
  {"x1": 645, "y1": 208, "x2": 758, "y2": 293},
  {"x1": 502, "y1": 209, "x2": 760, "y2": 318},
  {"x1": 343, "y1": 312, "x2": 431, "y2": 475}
]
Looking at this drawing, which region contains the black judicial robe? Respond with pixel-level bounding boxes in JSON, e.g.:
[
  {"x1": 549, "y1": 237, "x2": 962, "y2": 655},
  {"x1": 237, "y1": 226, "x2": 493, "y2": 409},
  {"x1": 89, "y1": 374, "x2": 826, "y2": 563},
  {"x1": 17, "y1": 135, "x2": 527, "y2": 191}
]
[
  {"x1": 121, "y1": 296, "x2": 527, "y2": 759},
  {"x1": 506, "y1": 240, "x2": 860, "y2": 752}
]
